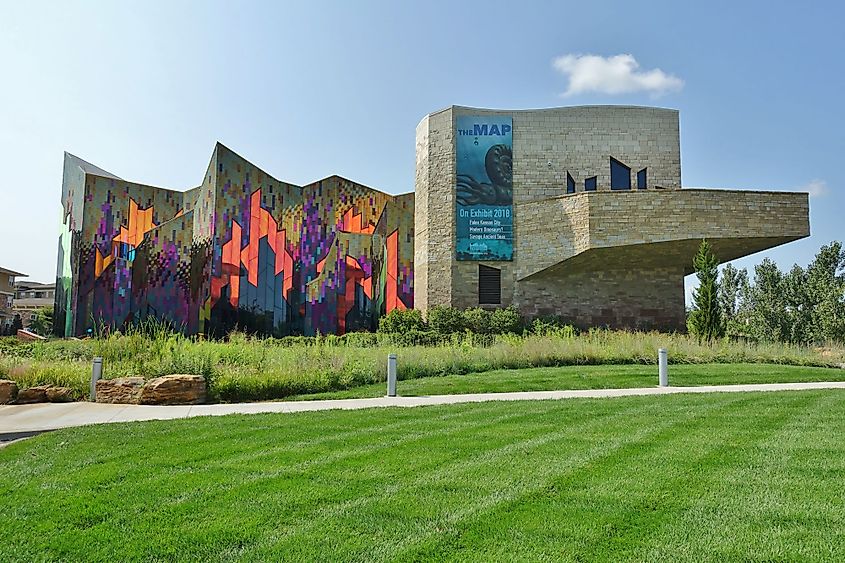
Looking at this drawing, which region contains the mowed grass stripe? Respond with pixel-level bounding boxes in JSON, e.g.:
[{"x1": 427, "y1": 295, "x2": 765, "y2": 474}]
[
  {"x1": 422, "y1": 392, "x2": 819, "y2": 562},
  {"x1": 243, "y1": 395, "x2": 750, "y2": 560},
  {"x1": 386, "y1": 393, "x2": 770, "y2": 562},
  {"x1": 15, "y1": 403, "x2": 538, "y2": 556},
  {"x1": 233, "y1": 399, "x2": 653, "y2": 558},
  {"x1": 4, "y1": 398, "x2": 655, "y2": 561},
  {"x1": 208, "y1": 405, "x2": 563, "y2": 516},
  {"x1": 641, "y1": 391, "x2": 845, "y2": 561},
  {"x1": 178, "y1": 401, "x2": 517, "y2": 482},
  {"x1": 2, "y1": 391, "x2": 845, "y2": 561},
  {"x1": 6, "y1": 401, "x2": 596, "y2": 561}
]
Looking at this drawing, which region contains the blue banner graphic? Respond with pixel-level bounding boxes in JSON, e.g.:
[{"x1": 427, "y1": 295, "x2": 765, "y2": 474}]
[{"x1": 455, "y1": 115, "x2": 513, "y2": 261}]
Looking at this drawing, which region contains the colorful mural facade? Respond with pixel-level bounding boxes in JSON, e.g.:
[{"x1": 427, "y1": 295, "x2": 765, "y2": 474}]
[{"x1": 55, "y1": 144, "x2": 414, "y2": 337}]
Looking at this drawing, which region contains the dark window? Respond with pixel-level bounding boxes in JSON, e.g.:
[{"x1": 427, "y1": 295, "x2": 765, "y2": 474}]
[
  {"x1": 566, "y1": 172, "x2": 575, "y2": 194},
  {"x1": 610, "y1": 157, "x2": 631, "y2": 190},
  {"x1": 637, "y1": 168, "x2": 647, "y2": 189},
  {"x1": 478, "y1": 265, "x2": 501, "y2": 305},
  {"x1": 584, "y1": 176, "x2": 597, "y2": 191}
]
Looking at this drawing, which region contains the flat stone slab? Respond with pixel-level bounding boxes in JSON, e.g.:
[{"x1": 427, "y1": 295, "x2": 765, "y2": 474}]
[{"x1": 1, "y1": 381, "x2": 844, "y2": 433}]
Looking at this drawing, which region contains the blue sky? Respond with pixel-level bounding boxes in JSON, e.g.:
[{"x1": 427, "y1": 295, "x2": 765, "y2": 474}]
[{"x1": 1, "y1": 0, "x2": 842, "y2": 300}]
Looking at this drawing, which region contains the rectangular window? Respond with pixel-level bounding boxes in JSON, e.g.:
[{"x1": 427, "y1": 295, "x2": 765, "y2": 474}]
[
  {"x1": 584, "y1": 176, "x2": 597, "y2": 191},
  {"x1": 637, "y1": 168, "x2": 647, "y2": 189},
  {"x1": 478, "y1": 265, "x2": 501, "y2": 305},
  {"x1": 566, "y1": 172, "x2": 575, "y2": 194}
]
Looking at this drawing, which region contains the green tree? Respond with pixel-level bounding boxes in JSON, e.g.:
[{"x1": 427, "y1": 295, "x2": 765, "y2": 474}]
[
  {"x1": 747, "y1": 258, "x2": 787, "y2": 342},
  {"x1": 30, "y1": 306, "x2": 54, "y2": 337},
  {"x1": 688, "y1": 240, "x2": 725, "y2": 342},
  {"x1": 782, "y1": 264, "x2": 811, "y2": 343},
  {"x1": 718, "y1": 263, "x2": 747, "y2": 321},
  {"x1": 805, "y1": 241, "x2": 845, "y2": 342},
  {"x1": 719, "y1": 263, "x2": 751, "y2": 337}
]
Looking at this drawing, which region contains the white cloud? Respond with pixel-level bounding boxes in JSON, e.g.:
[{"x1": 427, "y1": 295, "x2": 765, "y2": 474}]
[
  {"x1": 552, "y1": 53, "x2": 684, "y2": 98},
  {"x1": 685, "y1": 180, "x2": 829, "y2": 198},
  {"x1": 800, "y1": 179, "x2": 828, "y2": 197}
]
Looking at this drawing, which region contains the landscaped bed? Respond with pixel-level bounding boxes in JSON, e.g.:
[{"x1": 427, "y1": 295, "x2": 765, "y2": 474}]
[
  {"x1": 1, "y1": 330, "x2": 843, "y2": 403},
  {"x1": 2, "y1": 390, "x2": 844, "y2": 561}
]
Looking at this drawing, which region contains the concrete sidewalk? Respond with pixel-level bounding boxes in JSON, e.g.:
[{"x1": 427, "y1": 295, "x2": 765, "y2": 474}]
[{"x1": 2, "y1": 381, "x2": 845, "y2": 434}]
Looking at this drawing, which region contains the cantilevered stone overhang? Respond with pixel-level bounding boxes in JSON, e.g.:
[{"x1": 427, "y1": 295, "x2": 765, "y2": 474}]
[{"x1": 516, "y1": 189, "x2": 809, "y2": 280}]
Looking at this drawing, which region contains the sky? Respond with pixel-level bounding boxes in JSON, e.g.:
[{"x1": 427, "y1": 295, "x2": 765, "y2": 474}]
[{"x1": 1, "y1": 0, "x2": 842, "y2": 303}]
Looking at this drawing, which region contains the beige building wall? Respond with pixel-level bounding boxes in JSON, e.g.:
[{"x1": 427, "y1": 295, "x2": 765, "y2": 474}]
[
  {"x1": 414, "y1": 109, "x2": 456, "y2": 312},
  {"x1": 414, "y1": 104, "x2": 810, "y2": 330},
  {"x1": 415, "y1": 104, "x2": 683, "y2": 314},
  {"x1": 517, "y1": 266, "x2": 686, "y2": 330}
]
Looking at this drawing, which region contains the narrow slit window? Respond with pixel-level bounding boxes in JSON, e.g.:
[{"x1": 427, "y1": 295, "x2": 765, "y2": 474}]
[
  {"x1": 566, "y1": 172, "x2": 575, "y2": 194},
  {"x1": 478, "y1": 265, "x2": 501, "y2": 305},
  {"x1": 637, "y1": 168, "x2": 647, "y2": 189}
]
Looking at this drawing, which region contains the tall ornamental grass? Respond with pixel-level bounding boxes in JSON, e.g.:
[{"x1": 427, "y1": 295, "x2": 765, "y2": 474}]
[{"x1": 1, "y1": 330, "x2": 842, "y2": 402}]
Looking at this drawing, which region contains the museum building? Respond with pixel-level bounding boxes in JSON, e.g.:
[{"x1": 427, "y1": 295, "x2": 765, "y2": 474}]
[
  {"x1": 54, "y1": 105, "x2": 809, "y2": 336},
  {"x1": 415, "y1": 105, "x2": 809, "y2": 330}
]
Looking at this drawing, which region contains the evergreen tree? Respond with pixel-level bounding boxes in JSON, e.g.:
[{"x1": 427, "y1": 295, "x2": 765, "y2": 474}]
[{"x1": 688, "y1": 240, "x2": 725, "y2": 342}]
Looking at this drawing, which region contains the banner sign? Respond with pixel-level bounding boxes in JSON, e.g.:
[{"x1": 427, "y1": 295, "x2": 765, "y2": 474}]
[{"x1": 455, "y1": 115, "x2": 513, "y2": 261}]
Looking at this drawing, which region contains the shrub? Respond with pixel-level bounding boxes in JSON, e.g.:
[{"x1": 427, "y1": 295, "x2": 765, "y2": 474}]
[
  {"x1": 462, "y1": 308, "x2": 492, "y2": 335},
  {"x1": 274, "y1": 335, "x2": 318, "y2": 347},
  {"x1": 489, "y1": 306, "x2": 524, "y2": 335},
  {"x1": 384, "y1": 330, "x2": 449, "y2": 347},
  {"x1": 340, "y1": 332, "x2": 380, "y2": 347},
  {"x1": 427, "y1": 306, "x2": 466, "y2": 335},
  {"x1": 377, "y1": 309, "x2": 426, "y2": 334},
  {"x1": 531, "y1": 316, "x2": 577, "y2": 337}
]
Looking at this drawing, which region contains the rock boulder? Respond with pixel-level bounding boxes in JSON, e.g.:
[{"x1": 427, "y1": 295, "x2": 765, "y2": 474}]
[
  {"x1": 96, "y1": 377, "x2": 145, "y2": 404},
  {"x1": 139, "y1": 375, "x2": 206, "y2": 405},
  {"x1": 46, "y1": 386, "x2": 76, "y2": 403},
  {"x1": 0, "y1": 379, "x2": 18, "y2": 404},
  {"x1": 16, "y1": 384, "x2": 50, "y2": 404}
]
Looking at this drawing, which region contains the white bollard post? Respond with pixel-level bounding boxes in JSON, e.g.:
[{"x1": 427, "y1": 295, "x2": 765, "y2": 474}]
[
  {"x1": 387, "y1": 353, "x2": 397, "y2": 397},
  {"x1": 658, "y1": 348, "x2": 668, "y2": 387},
  {"x1": 90, "y1": 356, "x2": 103, "y2": 401}
]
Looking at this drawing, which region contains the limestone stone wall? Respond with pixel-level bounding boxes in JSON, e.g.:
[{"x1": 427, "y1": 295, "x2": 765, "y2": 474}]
[
  {"x1": 588, "y1": 189, "x2": 809, "y2": 248},
  {"x1": 415, "y1": 105, "x2": 684, "y2": 314},
  {"x1": 515, "y1": 266, "x2": 686, "y2": 331},
  {"x1": 450, "y1": 105, "x2": 681, "y2": 202},
  {"x1": 414, "y1": 109, "x2": 455, "y2": 311},
  {"x1": 413, "y1": 104, "x2": 809, "y2": 330}
]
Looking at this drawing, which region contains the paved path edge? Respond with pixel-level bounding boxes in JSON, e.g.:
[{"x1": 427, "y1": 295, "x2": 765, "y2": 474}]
[{"x1": 2, "y1": 381, "x2": 845, "y2": 433}]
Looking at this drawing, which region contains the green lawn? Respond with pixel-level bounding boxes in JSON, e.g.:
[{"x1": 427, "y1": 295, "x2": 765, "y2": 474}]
[
  {"x1": 2, "y1": 390, "x2": 845, "y2": 561},
  {"x1": 288, "y1": 362, "x2": 845, "y2": 400}
]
